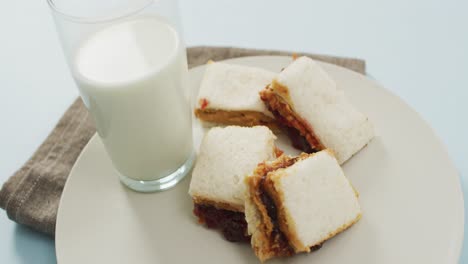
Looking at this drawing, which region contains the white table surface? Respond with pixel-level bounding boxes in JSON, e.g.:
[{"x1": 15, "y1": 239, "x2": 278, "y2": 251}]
[{"x1": 1, "y1": 0, "x2": 467, "y2": 263}]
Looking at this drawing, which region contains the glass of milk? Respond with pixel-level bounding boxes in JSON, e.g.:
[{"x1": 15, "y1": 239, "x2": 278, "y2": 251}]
[{"x1": 48, "y1": 0, "x2": 194, "y2": 192}]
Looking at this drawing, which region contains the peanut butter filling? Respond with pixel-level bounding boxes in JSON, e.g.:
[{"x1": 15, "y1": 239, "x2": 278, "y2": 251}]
[
  {"x1": 194, "y1": 108, "x2": 278, "y2": 130},
  {"x1": 246, "y1": 156, "x2": 298, "y2": 260}
]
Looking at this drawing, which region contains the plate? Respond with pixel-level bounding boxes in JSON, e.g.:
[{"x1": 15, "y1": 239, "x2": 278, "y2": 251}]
[{"x1": 56, "y1": 56, "x2": 464, "y2": 263}]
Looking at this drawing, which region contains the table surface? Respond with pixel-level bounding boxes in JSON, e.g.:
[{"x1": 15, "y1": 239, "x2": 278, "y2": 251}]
[{"x1": 1, "y1": 0, "x2": 467, "y2": 263}]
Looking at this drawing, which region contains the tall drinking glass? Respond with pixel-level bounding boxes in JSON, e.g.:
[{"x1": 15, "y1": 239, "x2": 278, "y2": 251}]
[{"x1": 47, "y1": 0, "x2": 194, "y2": 192}]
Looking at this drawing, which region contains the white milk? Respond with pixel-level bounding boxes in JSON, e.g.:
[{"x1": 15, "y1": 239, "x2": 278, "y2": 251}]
[{"x1": 73, "y1": 17, "x2": 193, "y2": 181}]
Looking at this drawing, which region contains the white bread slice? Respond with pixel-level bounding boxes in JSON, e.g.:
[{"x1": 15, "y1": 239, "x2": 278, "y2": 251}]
[
  {"x1": 269, "y1": 150, "x2": 361, "y2": 252},
  {"x1": 189, "y1": 126, "x2": 277, "y2": 212},
  {"x1": 272, "y1": 56, "x2": 374, "y2": 164},
  {"x1": 196, "y1": 62, "x2": 276, "y2": 116}
]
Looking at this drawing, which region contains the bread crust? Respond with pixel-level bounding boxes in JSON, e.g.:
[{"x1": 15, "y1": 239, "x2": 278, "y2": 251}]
[
  {"x1": 270, "y1": 80, "x2": 293, "y2": 107},
  {"x1": 246, "y1": 173, "x2": 281, "y2": 262},
  {"x1": 245, "y1": 155, "x2": 301, "y2": 261}
]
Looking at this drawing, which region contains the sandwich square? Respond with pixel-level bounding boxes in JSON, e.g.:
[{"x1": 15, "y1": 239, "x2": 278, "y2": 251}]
[
  {"x1": 195, "y1": 62, "x2": 278, "y2": 129},
  {"x1": 189, "y1": 126, "x2": 278, "y2": 212},
  {"x1": 260, "y1": 56, "x2": 374, "y2": 164},
  {"x1": 189, "y1": 126, "x2": 279, "y2": 242},
  {"x1": 245, "y1": 150, "x2": 361, "y2": 261},
  {"x1": 270, "y1": 150, "x2": 361, "y2": 251}
]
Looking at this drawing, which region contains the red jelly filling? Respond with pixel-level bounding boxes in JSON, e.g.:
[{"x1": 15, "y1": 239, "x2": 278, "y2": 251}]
[
  {"x1": 283, "y1": 125, "x2": 315, "y2": 153},
  {"x1": 193, "y1": 204, "x2": 250, "y2": 242},
  {"x1": 199, "y1": 98, "x2": 209, "y2": 110},
  {"x1": 260, "y1": 89, "x2": 321, "y2": 153},
  {"x1": 259, "y1": 183, "x2": 294, "y2": 255}
]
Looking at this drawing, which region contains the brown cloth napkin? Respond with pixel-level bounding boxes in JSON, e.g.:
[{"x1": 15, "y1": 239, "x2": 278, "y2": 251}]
[{"x1": 0, "y1": 46, "x2": 365, "y2": 237}]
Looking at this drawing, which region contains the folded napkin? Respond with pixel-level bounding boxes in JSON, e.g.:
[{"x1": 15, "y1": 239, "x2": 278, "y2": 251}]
[{"x1": 0, "y1": 46, "x2": 365, "y2": 236}]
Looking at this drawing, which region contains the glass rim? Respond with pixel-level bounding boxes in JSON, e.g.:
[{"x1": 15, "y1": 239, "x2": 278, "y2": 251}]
[{"x1": 46, "y1": 0, "x2": 154, "y2": 23}]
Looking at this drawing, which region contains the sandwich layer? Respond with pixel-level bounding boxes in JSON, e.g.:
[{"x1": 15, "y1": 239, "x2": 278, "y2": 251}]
[
  {"x1": 263, "y1": 56, "x2": 374, "y2": 164},
  {"x1": 195, "y1": 62, "x2": 277, "y2": 127},
  {"x1": 245, "y1": 155, "x2": 298, "y2": 261},
  {"x1": 194, "y1": 108, "x2": 278, "y2": 130}
]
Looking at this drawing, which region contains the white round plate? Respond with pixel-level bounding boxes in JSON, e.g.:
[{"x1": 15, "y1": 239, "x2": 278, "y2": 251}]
[{"x1": 56, "y1": 56, "x2": 464, "y2": 264}]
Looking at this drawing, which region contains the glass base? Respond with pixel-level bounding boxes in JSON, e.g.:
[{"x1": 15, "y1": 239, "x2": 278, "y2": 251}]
[{"x1": 119, "y1": 152, "x2": 195, "y2": 193}]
